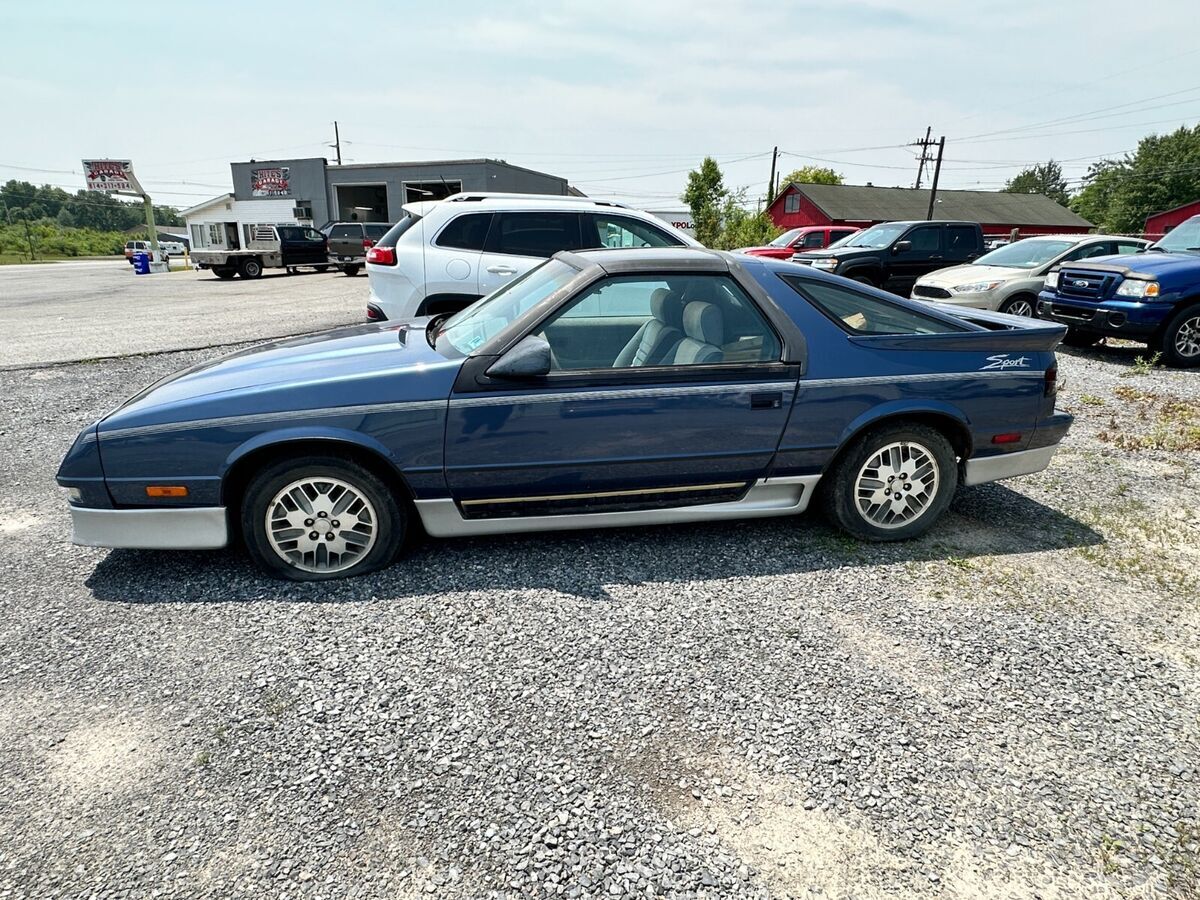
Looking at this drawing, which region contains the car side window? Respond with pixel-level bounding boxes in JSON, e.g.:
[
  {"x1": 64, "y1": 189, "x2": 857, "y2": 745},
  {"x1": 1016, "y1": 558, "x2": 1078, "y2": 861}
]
[
  {"x1": 830, "y1": 230, "x2": 856, "y2": 243},
  {"x1": 780, "y1": 276, "x2": 966, "y2": 335},
  {"x1": 587, "y1": 214, "x2": 684, "y2": 248},
  {"x1": 903, "y1": 226, "x2": 942, "y2": 253},
  {"x1": 1114, "y1": 241, "x2": 1144, "y2": 255},
  {"x1": 534, "y1": 274, "x2": 781, "y2": 371},
  {"x1": 801, "y1": 232, "x2": 825, "y2": 248},
  {"x1": 946, "y1": 226, "x2": 977, "y2": 254},
  {"x1": 365, "y1": 224, "x2": 391, "y2": 241},
  {"x1": 491, "y1": 212, "x2": 582, "y2": 258},
  {"x1": 436, "y1": 213, "x2": 493, "y2": 251},
  {"x1": 1066, "y1": 242, "x2": 1112, "y2": 261}
]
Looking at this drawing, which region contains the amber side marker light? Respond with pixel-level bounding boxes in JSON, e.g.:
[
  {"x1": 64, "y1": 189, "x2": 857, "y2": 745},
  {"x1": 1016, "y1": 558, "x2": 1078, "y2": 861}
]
[{"x1": 146, "y1": 485, "x2": 189, "y2": 498}]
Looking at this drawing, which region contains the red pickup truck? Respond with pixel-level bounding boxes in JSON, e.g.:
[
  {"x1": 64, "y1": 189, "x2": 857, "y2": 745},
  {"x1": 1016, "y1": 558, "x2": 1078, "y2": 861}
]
[{"x1": 738, "y1": 225, "x2": 860, "y2": 259}]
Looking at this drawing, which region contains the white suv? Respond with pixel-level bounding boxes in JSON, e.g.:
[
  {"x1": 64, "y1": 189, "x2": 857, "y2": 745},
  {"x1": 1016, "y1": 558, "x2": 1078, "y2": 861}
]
[{"x1": 364, "y1": 193, "x2": 701, "y2": 321}]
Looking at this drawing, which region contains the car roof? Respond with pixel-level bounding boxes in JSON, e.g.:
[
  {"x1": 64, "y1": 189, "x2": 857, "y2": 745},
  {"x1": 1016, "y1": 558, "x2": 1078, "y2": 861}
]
[
  {"x1": 402, "y1": 192, "x2": 646, "y2": 219},
  {"x1": 563, "y1": 247, "x2": 730, "y2": 273}
]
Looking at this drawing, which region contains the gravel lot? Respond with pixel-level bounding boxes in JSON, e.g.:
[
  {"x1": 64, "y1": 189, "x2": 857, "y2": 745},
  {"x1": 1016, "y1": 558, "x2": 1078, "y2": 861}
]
[
  {"x1": 0, "y1": 333, "x2": 1198, "y2": 898},
  {"x1": 0, "y1": 260, "x2": 365, "y2": 369}
]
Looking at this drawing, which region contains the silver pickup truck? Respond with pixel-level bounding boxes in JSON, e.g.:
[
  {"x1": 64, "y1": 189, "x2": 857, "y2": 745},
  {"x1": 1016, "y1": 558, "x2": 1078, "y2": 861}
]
[{"x1": 191, "y1": 225, "x2": 331, "y2": 279}]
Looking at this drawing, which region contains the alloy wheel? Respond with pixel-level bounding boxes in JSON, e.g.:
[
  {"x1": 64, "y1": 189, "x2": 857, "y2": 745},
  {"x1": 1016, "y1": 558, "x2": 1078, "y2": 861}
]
[
  {"x1": 854, "y1": 441, "x2": 941, "y2": 529},
  {"x1": 1175, "y1": 315, "x2": 1200, "y2": 358},
  {"x1": 265, "y1": 477, "x2": 377, "y2": 574},
  {"x1": 1004, "y1": 298, "x2": 1034, "y2": 317}
]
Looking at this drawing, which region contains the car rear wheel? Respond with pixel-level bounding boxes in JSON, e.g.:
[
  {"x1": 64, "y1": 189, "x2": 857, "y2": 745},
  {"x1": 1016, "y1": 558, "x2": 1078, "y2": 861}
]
[
  {"x1": 213, "y1": 267, "x2": 236, "y2": 280},
  {"x1": 1160, "y1": 304, "x2": 1200, "y2": 368},
  {"x1": 239, "y1": 258, "x2": 263, "y2": 279},
  {"x1": 822, "y1": 423, "x2": 957, "y2": 542},
  {"x1": 315, "y1": 265, "x2": 331, "y2": 273},
  {"x1": 999, "y1": 295, "x2": 1036, "y2": 317},
  {"x1": 241, "y1": 456, "x2": 406, "y2": 581},
  {"x1": 1061, "y1": 330, "x2": 1102, "y2": 348},
  {"x1": 341, "y1": 264, "x2": 362, "y2": 276}
]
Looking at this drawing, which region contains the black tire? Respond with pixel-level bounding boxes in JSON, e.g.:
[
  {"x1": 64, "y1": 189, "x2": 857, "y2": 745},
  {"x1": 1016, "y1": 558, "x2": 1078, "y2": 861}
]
[
  {"x1": 341, "y1": 264, "x2": 362, "y2": 276},
  {"x1": 213, "y1": 267, "x2": 236, "y2": 280},
  {"x1": 315, "y1": 265, "x2": 331, "y2": 273},
  {"x1": 1159, "y1": 303, "x2": 1200, "y2": 368},
  {"x1": 240, "y1": 456, "x2": 406, "y2": 581},
  {"x1": 821, "y1": 423, "x2": 958, "y2": 542},
  {"x1": 239, "y1": 258, "x2": 263, "y2": 279},
  {"x1": 998, "y1": 294, "x2": 1037, "y2": 317},
  {"x1": 1061, "y1": 330, "x2": 1102, "y2": 348}
]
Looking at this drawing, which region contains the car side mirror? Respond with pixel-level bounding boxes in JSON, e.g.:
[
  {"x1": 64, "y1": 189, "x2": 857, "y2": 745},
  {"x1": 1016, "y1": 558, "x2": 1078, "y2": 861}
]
[
  {"x1": 487, "y1": 334, "x2": 552, "y2": 378},
  {"x1": 892, "y1": 240, "x2": 912, "y2": 254}
]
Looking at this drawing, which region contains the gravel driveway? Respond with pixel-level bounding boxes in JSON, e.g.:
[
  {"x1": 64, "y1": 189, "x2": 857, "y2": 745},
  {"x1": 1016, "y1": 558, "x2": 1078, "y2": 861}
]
[{"x1": 0, "y1": 338, "x2": 1197, "y2": 899}]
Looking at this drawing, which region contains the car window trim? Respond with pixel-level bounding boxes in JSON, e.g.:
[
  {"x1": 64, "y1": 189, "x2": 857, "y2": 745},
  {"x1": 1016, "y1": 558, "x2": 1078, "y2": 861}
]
[{"x1": 778, "y1": 272, "x2": 972, "y2": 336}]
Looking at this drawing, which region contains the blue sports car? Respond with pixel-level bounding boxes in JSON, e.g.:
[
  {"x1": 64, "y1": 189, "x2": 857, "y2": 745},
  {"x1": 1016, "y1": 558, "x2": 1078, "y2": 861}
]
[{"x1": 58, "y1": 248, "x2": 1073, "y2": 580}]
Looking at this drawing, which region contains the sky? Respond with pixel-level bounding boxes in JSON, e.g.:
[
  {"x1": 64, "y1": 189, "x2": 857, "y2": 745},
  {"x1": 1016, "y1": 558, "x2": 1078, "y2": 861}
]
[{"x1": 2, "y1": 0, "x2": 1198, "y2": 211}]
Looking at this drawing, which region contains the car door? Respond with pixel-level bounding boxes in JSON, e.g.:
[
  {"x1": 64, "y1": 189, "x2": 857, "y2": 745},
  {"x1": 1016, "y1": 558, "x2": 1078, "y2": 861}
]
[
  {"x1": 428, "y1": 211, "x2": 493, "y2": 301},
  {"x1": 477, "y1": 211, "x2": 584, "y2": 297},
  {"x1": 944, "y1": 225, "x2": 980, "y2": 265},
  {"x1": 444, "y1": 271, "x2": 799, "y2": 516},
  {"x1": 582, "y1": 213, "x2": 686, "y2": 249},
  {"x1": 280, "y1": 226, "x2": 328, "y2": 265},
  {"x1": 887, "y1": 224, "x2": 943, "y2": 293}
]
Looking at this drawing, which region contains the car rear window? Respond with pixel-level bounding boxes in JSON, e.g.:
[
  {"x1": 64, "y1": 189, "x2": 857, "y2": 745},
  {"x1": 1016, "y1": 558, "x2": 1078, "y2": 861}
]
[
  {"x1": 780, "y1": 275, "x2": 966, "y2": 335},
  {"x1": 330, "y1": 224, "x2": 360, "y2": 239},
  {"x1": 436, "y1": 213, "x2": 493, "y2": 251},
  {"x1": 374, "y1": 214, "x2": 422, "y2": 249}
]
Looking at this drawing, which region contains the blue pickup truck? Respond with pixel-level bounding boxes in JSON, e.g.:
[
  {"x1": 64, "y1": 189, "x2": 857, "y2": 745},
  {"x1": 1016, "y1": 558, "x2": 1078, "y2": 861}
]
[{"x1": 1037, "y1": 214, "x2": 1200, "y2": 367}]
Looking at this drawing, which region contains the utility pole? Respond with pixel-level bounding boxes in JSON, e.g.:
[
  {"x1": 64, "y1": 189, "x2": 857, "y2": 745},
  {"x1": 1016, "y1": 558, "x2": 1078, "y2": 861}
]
[
  {"x1": 767, "y1": 145, "x2": 779, "y2": 201},
  {"x1": 925, "y1": 136, "x2": 946, "y2": 221},
  {"x1": 333, "y1": 121, "x2": 342, "y2": 165},
  {"x1": 910, "y1": 126, "x2": 935, "y2": 189}
]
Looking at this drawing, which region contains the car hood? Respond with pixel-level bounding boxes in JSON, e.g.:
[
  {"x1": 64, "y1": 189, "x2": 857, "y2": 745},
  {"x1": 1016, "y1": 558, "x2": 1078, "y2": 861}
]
[
  {"x1": 1062, "y1": 250, "x2": 1199, "y2": 278},
  {"x1": 916, "y1": 264, "x2": 1028, "y2": 288},
  {"x1": 102, "y1": 321, "x2": 462, "y2": 433}
]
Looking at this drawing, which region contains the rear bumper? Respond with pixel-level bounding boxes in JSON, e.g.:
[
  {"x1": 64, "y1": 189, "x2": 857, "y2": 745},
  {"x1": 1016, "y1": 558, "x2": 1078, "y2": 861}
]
[
  {"x1": 962, "y1": 445, "x2": 1058, "y2": 487},
  {"x1": 69, "y1": 505, "x2": 229, "y2": 550}
]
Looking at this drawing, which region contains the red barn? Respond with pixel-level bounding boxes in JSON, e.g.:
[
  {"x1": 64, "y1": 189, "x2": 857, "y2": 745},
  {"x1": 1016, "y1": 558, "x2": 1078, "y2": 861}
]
[
  {"x1": 1144, "y1": 199, "x2": 1200, "y2": 241},
  {"x1": 767, "y1": 183, "x2": 1092, "y2": 237}
]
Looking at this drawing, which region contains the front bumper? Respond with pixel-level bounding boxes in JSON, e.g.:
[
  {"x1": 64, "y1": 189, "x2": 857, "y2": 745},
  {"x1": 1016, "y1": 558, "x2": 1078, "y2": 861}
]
[
  {"x1": 1036, "y1": 294, "x2": 1165, "y2": 338},
  {"x1": 69, "y1": 505, "x2": 229, "y2": 550},
  {"x1": 912, "y1": 290, "x2": 999, "y2": 311}
]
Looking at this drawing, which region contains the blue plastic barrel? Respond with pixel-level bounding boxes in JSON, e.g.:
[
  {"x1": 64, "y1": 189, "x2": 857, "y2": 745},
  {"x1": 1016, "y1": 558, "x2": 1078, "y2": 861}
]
[{"x1": 132, "y1": 252, "x2": 151, "y2": 275}]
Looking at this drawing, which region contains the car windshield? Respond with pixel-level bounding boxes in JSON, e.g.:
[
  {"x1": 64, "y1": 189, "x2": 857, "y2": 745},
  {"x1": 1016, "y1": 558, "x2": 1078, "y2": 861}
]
[
  {"x1": 1152, "y1": 217, "x2": 1200, "y2": 253},
  {"x1": 768, "y1": 228, "x2": 802, "y2": 248},
  {"x1": 974, "y1": 239, "x2": 1075, "y2": 269},
  {"x1": 840, "y1": 222, "x2": 908, "y2": 249},
  {"x1": 437, "y1": 260, "x2": 579, "y2": 355}
]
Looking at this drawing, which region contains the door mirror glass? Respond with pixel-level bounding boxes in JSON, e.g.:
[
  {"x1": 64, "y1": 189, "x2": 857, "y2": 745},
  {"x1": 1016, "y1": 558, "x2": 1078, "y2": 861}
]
[
  {"x1": 892, "y1": 240, "x2": 912, "y2": 254},
  {"x1": 488, "y1": 335, "x2": 552, "y2": 378}
]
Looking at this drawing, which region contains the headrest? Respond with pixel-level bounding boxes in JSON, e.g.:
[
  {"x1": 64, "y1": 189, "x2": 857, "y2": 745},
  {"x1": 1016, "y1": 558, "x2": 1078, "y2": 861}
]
[
  {"x1": 682, "y1": 301, "x2": 723, "y2": 346},
  {"x1": 650, "y1": 288, "x2": 684, "y2": 329}
]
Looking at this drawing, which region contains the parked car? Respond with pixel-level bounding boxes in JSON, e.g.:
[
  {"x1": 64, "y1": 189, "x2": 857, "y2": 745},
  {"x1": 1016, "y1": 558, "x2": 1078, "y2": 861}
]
[
  {"x1": 58, "y1": 247, "x2": 1072, "y2": 581},
  {"x1": 159, "y1": 240, "x2": 187, "y2": 259},
  {"x1": 123, "y1": 240, "x2": 152, "y2": 263},
  {"x1": 911, "y1": 234, "x2": 1149, "y2": 317},
  {"x1": 738, "y1": 225, "x2": 861, "y2": 259},
  {"x1": 1038, "y1": 214, "x2": 1200, "y2": 366},
  {"x1": 363, "y1": 193, "x2": 701, "y2": 321},
  {"x1": 323, "y1": 222, "x2": 392, "y2": 276},
  {"x1": 791, "y1": 220, "x2": 985, "y2": 295},
  {"x1": 191, "y1": 225, "x2": 330, "y2": 279}
]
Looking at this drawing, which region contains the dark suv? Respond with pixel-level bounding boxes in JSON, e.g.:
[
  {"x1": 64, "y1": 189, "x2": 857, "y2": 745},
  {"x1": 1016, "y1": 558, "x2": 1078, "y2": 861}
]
[
  {"x1": 793, "y1": 220, "x2": 984, "y2": 295},
  {"x1": 323, "y1": 222, "x2": 392, "y2": 276}
]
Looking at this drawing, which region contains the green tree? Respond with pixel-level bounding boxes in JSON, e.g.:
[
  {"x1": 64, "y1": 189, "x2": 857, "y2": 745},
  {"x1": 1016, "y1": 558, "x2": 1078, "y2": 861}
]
[
  {"x1": 716, "y1": 198, "x2": 781, "y2": 250},
  {"x1": 682, "y1": 157, "x2": 727, "y2": 248},
  {"x1": 778, "y1": 165, "x2": 843, "y2": 189},
  {"x1": 1003, "y1": 160, "x2": 1070, "y2": 206}
]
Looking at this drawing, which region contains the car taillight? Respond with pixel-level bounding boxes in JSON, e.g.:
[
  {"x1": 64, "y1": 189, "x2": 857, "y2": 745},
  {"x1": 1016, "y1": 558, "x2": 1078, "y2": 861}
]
[
  {"x1": 366, "y1": 246, "x2": 395, "y2": 266},
  {"x1": 363, "y1": 237, "x2": 375, "y2": 251},
  {"x1": 1044, "y1": 365, "x2": 1058, "y2": 396}
]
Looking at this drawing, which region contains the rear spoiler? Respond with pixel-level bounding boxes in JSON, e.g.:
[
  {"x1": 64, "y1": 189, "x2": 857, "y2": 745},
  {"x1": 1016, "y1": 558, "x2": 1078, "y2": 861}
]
[{"x1": 848, "y1": 304, "x2": 1067, "y2": 353}]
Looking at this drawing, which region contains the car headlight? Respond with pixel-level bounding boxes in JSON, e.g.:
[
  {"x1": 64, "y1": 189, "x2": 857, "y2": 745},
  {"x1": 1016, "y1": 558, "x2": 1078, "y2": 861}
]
[
  {"x1": 809, "y1": 258, "x2": 838, "y2": 270},
  {"x1": 950, "y1": 280, "x2": 1003, "y2": 294},
  {"x1": 1114, "y1": 279, "x2": 1159, "y2": 299},
  {"x1": 1045, "y1": 270, "x2": 1059, "y2": 289}
]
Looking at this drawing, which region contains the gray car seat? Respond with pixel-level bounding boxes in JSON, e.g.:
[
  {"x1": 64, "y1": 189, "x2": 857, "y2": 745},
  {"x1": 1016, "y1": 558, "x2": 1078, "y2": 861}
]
[
  {"x1": 612, "y1": 288, "x2": 685, "y2": 367},
  {"x1": 670, "y1": 301, "x2": 724, "y2": 365}
]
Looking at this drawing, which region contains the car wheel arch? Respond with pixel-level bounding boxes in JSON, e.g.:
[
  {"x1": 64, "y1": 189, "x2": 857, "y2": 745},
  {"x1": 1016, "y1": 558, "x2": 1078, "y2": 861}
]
[
  {"x1": 824, "y1": 404, "x2": 973, "y2": 476},
  {"x1": 220, "y1": 433, "x2": 417, "y2": 538}
]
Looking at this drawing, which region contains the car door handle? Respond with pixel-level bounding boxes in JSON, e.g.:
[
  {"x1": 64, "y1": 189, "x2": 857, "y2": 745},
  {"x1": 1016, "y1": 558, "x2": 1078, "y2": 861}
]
[
  {"x1": 750, "y1": 391, "x2": 783, "y2": 410},
  {"x1": 486, "y1": 265, "x2": 517, "y2": 275}
]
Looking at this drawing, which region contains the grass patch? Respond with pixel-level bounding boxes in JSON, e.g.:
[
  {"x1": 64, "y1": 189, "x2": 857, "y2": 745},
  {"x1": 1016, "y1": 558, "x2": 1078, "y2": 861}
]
[
  {"x1": 1120, "y1": 351, "x2": 1163, "y2": 377},
  {"x1": 1097, "y1": 386, "x2": 1200, "y2": 451},
  {"x1": 1078, "y1": 394, "x2": 1106, "y2": 407},
  {"x1": 1077, "y1": 499, "x2": 1198, "y2": 597}
]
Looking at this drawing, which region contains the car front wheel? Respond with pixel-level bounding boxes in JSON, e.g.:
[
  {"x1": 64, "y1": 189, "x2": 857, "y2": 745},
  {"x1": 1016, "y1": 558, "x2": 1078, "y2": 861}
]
[
  {"x1": 999, "y1": 295, "x2": 1036, "y2": 317},
  {"x1": 1161, "y1": 303, "x2": 1200, "y2": 368},
  {"x1": 241, "y1": 456, "x2": 406, "y2": 580},
  {"x1": 822, "y1": 424, "x2": 957, "y2": 542}
]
